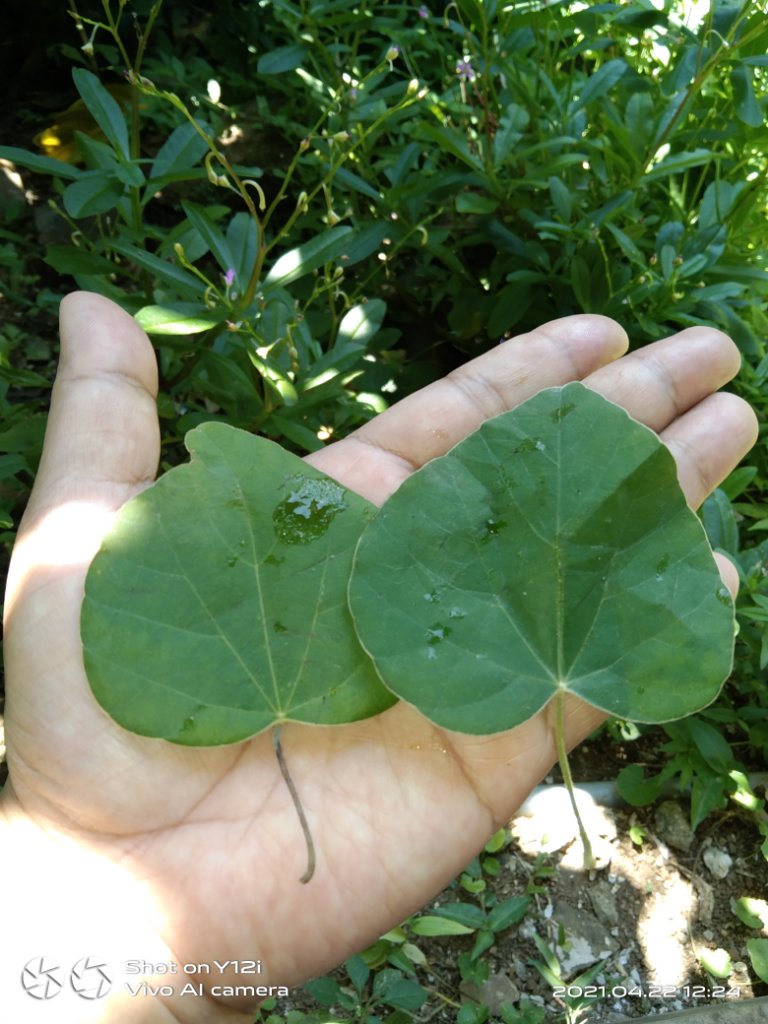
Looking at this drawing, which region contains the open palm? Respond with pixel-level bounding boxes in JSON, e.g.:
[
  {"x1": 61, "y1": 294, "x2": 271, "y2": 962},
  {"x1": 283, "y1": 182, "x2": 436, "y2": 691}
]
[{"x1": 1, "y1": 293, "x2": 756, "y2": 1023}]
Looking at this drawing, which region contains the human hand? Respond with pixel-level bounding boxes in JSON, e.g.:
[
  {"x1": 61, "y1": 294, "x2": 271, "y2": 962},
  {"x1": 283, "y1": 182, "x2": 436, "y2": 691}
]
[{"x1": 1, "y1": 292, "x2": 756, "y2": 1022}]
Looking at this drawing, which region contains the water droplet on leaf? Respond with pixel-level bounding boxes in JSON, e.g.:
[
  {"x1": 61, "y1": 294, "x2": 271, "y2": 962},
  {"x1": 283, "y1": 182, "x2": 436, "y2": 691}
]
[{"x1": 273, "y1": 475, "x2": 348, "y2": 546}]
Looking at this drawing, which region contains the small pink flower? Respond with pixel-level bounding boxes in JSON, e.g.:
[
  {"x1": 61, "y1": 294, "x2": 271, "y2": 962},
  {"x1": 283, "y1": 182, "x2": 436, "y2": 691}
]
[
  {"x1": 224, "y1": 268, "x2": 235, "y2": 287},
  {"x1": 456, "y1": 59, "x2": 475, "y2": 82},
  {"x1": 418, "y1": 4, "x2": 429, "y2": 17}
]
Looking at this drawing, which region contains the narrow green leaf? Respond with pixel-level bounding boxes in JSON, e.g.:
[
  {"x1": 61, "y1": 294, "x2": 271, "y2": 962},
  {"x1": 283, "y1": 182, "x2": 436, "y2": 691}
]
[
  {"x1": 456, "y1": 193, "x2": 499, "y2": 215},
  {"x1": 181, "y1": 201, "x2": 235, "y2": 277},
  {"x1": 63, "y1": 172, "x2": 125, "y2": 218},
  {"x1": 258, "y1": 43, "x2": 309, "y2": 74},
  {"x1": 134, "y1": 305, "x2": 223, "y2": 335},
  {"x1": 432, "y1": 903, "x2": 486, "y2": 929},
  {"x1": 72, "y1": 68, "x2": 130, "y2": 159},
  {"x1": 44, "y1": 246, "x2": 117, "y2": 276},
  {"x1": 548, "y1": 176, "x2": 572, "y2": 223},
  {"x1": 144, "y1": 120, "x2": 211, "y2": 202},
  {"x1": 81, "y1": 423, "x2": 394, "y2": 745},
  {"x1": 731, "y1": 63, "x2": 763, "y2": 128},
  {"x1": 701, "y1": 488, "x2": 739, "y2": 556},
  {"x1": 571, "y1": 59, "x2": 627, "y2": 112},
  {"x1": 109, "y1": 239, "x2": 205, "y2": 301},
  {"x1": 486, "y1": 897, "x2": 530, "y2": 932},
  {"x1": 227, "y1": 213, "x2": 258, "y2": 291},
  {"x1": 417, "y1": 123, "x2": 482, "y2": 171},
  {"x1": 333, "y1": 166, "x2": 384, "y2": 203},
  {"x1": 605, "y1": 222, "x2": 644, "y2": 266},
  {"x1": 0, "y1": 145, "x2": 83, "y2": 180},
  {"x1": 265, "y1": 227, "x2": 354, "y2": 290},
  {"x1": 350, "y1": 384, "x2": 733, "y2": 733},
  {"x1": 336, "y1": 300, "x2": 387, "y2": 348},
  {"x1": 409, "y1": 916, "x2": 475, "y2": 936},
  {"x1": 645, "y1": 148, "x2": 719, "y2": 182},
  {"x1": 494, "y1": 104, "x2": 530, "y2": 163},
  {"x1": 571, "y1": 256, "x2": 593, "y2": 312},
  {"x1": 687, "y1": 717, "x2": 736, "y2": 775}
]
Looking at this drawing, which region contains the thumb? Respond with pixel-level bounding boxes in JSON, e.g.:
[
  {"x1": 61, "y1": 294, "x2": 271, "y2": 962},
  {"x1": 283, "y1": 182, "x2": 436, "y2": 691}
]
[{"x1": 5, "y1": 292, "x2": 159, "y2": 614}]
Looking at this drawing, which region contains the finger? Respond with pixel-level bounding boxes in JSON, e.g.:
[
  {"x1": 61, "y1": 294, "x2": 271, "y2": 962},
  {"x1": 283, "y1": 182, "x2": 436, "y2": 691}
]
[
  {"x1": 715, "y1": 553, "x2": 739, "y2": 598},
  {"x1": 659, "y1": 391, "x2": 758, "y2": 509},
  {"x1": 306, "y1": 314, "x2": 628, "y2": 504},
  {"x1": 584, "y1": 326, "x2": 741, "y2": 432},
  {"x1": 6, "y1": 293, "x2": 159, "y2": 611}
]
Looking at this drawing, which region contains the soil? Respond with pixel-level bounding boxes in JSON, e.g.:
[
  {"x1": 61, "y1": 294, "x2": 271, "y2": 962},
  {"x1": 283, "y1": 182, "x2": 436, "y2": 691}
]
[{"x1": 276, "y1": 793, "x2": 768, "y2": 1022}]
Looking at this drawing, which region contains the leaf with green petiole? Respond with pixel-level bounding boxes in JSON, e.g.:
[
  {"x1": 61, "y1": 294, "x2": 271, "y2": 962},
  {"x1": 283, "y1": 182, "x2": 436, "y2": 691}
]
[{"x1": 349, "y1": 383, "x2": 733, "y2": 734}]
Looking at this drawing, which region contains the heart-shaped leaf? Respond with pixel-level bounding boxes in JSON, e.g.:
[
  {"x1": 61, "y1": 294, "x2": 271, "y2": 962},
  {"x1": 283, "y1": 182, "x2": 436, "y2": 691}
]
[
  {"x1": 81, "y1": 422, "x2": 394, "y2": 745},
  {"x1": 349, "y1": 383, "x2": 733, "y2": 734}
]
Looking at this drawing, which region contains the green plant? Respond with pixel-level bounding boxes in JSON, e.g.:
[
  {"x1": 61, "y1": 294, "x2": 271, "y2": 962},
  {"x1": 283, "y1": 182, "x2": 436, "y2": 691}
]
[
  {"x1": 530, "y1": 932, "x2": 610, "y2": 1024},
  {"x1": 304, "y1": 955, "x2": 428, "y2": 1024}
]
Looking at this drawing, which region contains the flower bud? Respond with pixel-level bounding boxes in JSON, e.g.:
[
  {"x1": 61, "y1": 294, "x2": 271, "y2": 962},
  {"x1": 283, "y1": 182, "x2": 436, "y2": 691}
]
[
  {"x1": 332, "y1": 131, "x2": 351, "y2": 142},
  {"x1": 296, "y1": 191, "x2": 309, "y2": 214},
  {"x1": 407, "y1": 79, "x2": 420, "y2": 95},
  {"x1": 300, "y1": 137, "x2": 311, "y2": 151},
  {"x1": 328, "y1": 211, "x2": 341, "y2": 226},
  {"x1": 386, "y1": 45, "x2": 400, "y2": 62},
  {"x1": 674, "y1": 255, "x2": 683, "y2": 265},
  {"x1": 649, "y1": 253, "x2": 657, "y2": 265}
]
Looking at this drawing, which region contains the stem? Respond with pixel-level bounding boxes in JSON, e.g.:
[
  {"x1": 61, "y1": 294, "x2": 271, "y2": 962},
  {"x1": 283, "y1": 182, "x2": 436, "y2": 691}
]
[
  {"x1": 555, "y1": 689, "x2": 596, "y2": 871},
  {"x1": 273, "y1": 724, "x2": 316, "y2": 884}
]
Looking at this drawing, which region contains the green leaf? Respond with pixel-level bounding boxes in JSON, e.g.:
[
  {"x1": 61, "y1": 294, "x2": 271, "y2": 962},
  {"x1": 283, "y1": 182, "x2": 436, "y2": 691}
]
[
  {"x1": 72, "y1": 68, "x2": 130, "y2": 159},
  {"x1": 700, "y1": 947, "x2": 732, "y2": 979},
  {"x1": 81, "y1": 423, "x2": 395, "y2": 745},
  {"x1": 145, "y1": 120, "x2": 211, "y2": 202},
  {"x1": 721, "y1": 466, "x2": 757, "y2": 501},
  {"x1": 701, "y1": 488, "x2": 739, "y2": 556},
  {"x1": 109, "y1": 239, "x2": 205, "y2": 301},
  {"x1": 486, "y1": 897, "x2": 530, "y2": 932},
  {"x1": 336, "y1": 300, "x2": 387, "y2": 349},
  {"x1": 381, "y1": 980, "x2": 428, "y2": 1011},
  {"x1": 134, "y1": 305, "x2": 223, "y2": 336},
  {"x1": 63, "y1": 171, "x2": 125, "y2": 218},
  {"x1": 499, "y1": 1000, "x2": 545, "y2": 1024},
  {"x1": 115, "y1": 160, "x2": 145, "y2": 187},
  {"x1": 616, "y1": 764, "x2": 663, "y2": 806},
  {"x1": 548, "y1": 176, "x2": 572, "y2": 223},
  {"x1": 265, "y1": 227, "x2": 354, "y2": 290},
  {"x1": 409, "y1": 916, "x2": 475, "y2": 936},
  {"x1": 44, "y1": 246, "x2": 117, "y2": 276},
  {"x1": 494, "y1": 104, "x2": 530, "y2": 163},
  {"x1": 349, "y1": 383, "x2": 733, "y2": 733},
  {"x1": 418, "y1": 123, "x2": 482, "y2": 171},
  {"x1": 258, "y1": 43, "x2": 309, "y2": 74},
  {"x1": 605, "y1": 222, "x2": 644, "y2": 266},
  {"x1": 227, "y1": 213, "x2": 258, "y2": 291},
  {"x1": 624, "y1": 93, "x2": 654, "y2": 157},
  {"x1": 571, "y1": 59, "x2": 628, "y2": 112},
  {"x1": 305, "y1": 977, "x2": 343, "y2": 1006},
  {"x1": 732, "y1": 897, "x2": 766, "y2": 930},
  {"x1": 731, "y1": 63, "x2": 763, "y2": 128},
  {"x1": 485, "y1": 827, "x2": 507, "y2": 853},
  {"x1": 645, "y1": 148, "x2": 719, "y2": 182},
  {"x1": 488, "y1": 280, "x2": 537, "y2": 338},
  {"x1": 345, "y1": 955, "x2": 370, "y2": 995},
  {"x1": 267, "y1": 414, "x2": 325, "y2": 454},
  {"x1": 0, "y1": 145, "x2": 83, "y2": 180},
  {"x1": 571, "y1": 256, "x2": 593, "y2": 312},
  {"x1": 691, "y1": 772, "x2": 728, "y2": 830},
  {"x1": 748, "y1": 938, "x2": 768, "y2": 983},
  {"x1": 432, "y1": 903, "x2": 486, "y2": 929},
  {"x1": 686, "y1": 717, "x2": 736, "y2": 775},
  {"x1": 456, "y1": 193, "x2": 499, "y2": 215},
  {"x1": 470, "y1": 929, "x2": 495, "y2": 960},
  {"x1": 333, "y1": 166, "x2": 384, "y2": 203},
  {"x1": 181, "y1": 201, "x2": 235, "y2": 277}
]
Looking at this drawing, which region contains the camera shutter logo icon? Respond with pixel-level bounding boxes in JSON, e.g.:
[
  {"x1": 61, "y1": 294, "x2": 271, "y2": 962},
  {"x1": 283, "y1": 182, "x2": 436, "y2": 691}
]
[
  {"x1": 22, "y1": 958, "x2": 64, "y2": 999},
  {"x1": 70, "y1": 957, "x2": 113, "y2": 999}
]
